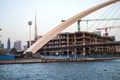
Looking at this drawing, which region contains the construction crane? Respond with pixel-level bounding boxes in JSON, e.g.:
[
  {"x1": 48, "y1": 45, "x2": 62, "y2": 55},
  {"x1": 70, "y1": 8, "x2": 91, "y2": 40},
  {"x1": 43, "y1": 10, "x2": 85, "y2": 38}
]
[
  {"x1": 61, "y1": 18, "x2": 120, "y2": 32},
  {"x1": 96, "y1": 26, "x2": 120, "y2": 37},
  {"x1": 78, "y1": 18, "x2": 120, "y2": 32}
]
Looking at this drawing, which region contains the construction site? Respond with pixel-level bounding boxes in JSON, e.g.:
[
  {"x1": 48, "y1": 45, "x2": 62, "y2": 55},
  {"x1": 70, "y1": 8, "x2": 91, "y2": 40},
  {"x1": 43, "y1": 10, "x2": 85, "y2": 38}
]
[
  {"x1": 25, "y1": 0, "x2": 120, "y2": 58},
  {"x1": 31, "y1": 18, "x2": 120, "y2": 57},
  {"x1": 38, "y1": 31, "x2": 120, "y2": 55},
  {"x1": 32, "y1": 20, "x2": 120, "y2": 57}
]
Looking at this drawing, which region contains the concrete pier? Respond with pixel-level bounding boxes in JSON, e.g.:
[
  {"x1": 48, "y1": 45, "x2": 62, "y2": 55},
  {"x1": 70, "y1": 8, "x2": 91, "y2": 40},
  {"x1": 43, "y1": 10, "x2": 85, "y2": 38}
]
[{"x1": 0, "y1": 57, "x2": 120, "y2": 64}]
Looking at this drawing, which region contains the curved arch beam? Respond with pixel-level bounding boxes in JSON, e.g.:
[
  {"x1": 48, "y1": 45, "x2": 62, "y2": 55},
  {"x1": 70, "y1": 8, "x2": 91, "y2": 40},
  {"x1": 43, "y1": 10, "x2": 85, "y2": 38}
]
[{"x1": 24, "y1": 0, "x2": 120, "y2": 54}]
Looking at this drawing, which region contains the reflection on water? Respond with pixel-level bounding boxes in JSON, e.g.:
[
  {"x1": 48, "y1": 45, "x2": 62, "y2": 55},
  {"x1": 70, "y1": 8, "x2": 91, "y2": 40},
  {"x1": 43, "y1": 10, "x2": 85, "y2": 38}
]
[{"x1": 0, "y1": 60, "x2": 120, "y2": 80}]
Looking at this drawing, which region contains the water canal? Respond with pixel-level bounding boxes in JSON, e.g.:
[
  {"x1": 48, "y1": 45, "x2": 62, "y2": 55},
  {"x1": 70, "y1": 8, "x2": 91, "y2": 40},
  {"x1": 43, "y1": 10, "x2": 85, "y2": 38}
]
[{"x1": 0, "y1": 59, "x2": 120, "y2": 80}]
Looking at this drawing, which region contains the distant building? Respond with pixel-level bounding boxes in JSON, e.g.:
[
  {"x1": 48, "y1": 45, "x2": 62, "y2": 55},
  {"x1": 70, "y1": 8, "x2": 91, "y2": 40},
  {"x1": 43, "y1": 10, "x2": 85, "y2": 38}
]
[
  {"x1": 7, "y1": 38, "x2": 11, "y2": 52},
  {"x1": 0, "y1": 40, "x2": 5, "y2": 55},
  {"x1": 110, "y1": 36, "x2": 115, "y2": 41},
  {"x1": 0, "y1": 48, "x2": 6, "y2": 55},
  {"x1": 93, "y1": 31, "x2": 101, "y2": 36},
  {"x1": 23, "y1": 45, "x2": 27, "y2": 51},
  {"x1": 27, "y1": 35, "x2": 42, "y2": 48},
  {"x1": 0, "y1": 40, "x2": 4, "y2": 48},
  {"x1": 36, "y1": 36, "x2": 42, "y2": 40},
  {"x1": 14, "y1": 41, "x2": 22, "y2": 51}
]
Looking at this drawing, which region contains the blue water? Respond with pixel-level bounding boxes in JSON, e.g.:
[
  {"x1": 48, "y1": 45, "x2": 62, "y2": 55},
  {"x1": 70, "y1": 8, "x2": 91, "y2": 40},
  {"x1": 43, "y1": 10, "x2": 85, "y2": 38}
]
[{"x1": 0, "y1": 60, "x2": 120, "y2": 80}]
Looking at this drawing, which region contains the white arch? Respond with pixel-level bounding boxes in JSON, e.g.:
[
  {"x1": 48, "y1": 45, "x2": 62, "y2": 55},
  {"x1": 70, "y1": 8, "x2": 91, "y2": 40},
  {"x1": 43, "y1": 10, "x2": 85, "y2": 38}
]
[{"x1": 24, "y1": 0, "x2": 120, "y2": 54}]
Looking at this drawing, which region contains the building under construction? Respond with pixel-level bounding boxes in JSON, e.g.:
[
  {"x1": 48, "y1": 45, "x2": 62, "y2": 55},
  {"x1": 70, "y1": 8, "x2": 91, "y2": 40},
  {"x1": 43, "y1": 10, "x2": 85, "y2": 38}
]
[
  {"x1": 38, "y1": 31, "x2": 120, "y2": 55},
  {"x1": 30, "y1": 15, "x2": 120, "y2": 55}
]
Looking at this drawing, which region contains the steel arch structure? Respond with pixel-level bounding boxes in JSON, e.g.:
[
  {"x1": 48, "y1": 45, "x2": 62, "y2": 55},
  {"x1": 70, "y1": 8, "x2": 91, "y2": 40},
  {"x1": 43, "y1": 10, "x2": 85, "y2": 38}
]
[{"x1": 24, "y1": 0, "x2": 120, "y2": 54}]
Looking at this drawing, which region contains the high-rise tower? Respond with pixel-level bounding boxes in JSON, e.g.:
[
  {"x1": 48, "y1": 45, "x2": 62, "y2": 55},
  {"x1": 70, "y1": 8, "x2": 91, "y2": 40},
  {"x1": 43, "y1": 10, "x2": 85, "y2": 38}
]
[
  {"x1": 34, "y1": 14, "x2": 38, "y2": 40},
  {"x1": 14, "y1": 41, "x2": 22, "y2": 51},
  {"x1": 7, "y1": 38, "x2": 11, "y2": 52},
  {"x1": 0, "y1": 40, "x2": 4, "y2": 48}
]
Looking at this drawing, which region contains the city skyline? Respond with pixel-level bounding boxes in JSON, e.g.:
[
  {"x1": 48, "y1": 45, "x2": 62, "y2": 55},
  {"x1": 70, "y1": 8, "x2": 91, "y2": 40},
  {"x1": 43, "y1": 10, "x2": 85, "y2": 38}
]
[{"x1": 0, "y1": 0, "x2": 120, "y2": 48}]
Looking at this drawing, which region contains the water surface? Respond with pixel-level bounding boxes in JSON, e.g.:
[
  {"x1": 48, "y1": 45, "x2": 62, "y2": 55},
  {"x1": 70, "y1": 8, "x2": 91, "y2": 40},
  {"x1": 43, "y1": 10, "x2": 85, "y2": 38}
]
[{"x1": 0, "y1": 60, "x2": 120, "y2": 80}]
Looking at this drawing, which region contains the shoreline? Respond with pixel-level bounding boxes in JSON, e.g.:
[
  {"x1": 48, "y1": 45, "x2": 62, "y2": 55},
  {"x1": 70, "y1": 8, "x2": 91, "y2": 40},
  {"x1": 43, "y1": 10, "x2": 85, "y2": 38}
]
[{"x1": 0, "y1": 57, "x2": 120, "y2": 64}]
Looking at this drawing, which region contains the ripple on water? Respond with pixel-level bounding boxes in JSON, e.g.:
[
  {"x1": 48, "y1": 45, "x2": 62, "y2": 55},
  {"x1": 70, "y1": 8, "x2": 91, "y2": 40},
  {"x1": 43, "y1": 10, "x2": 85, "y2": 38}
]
[{"x1": 0, "y1": 60, "x2": 120, "y2": 80}]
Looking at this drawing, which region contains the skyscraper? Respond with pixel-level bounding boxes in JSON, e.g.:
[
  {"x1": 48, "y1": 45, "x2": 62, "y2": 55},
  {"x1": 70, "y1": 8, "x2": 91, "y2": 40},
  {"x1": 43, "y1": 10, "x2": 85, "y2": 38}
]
[
  {"x1": 14, "y1": 41, "x2": 22, "y2": 51},
  {"x1": 0, "y1": 40, "x2": 4, "y2": 48},
  {"x1": 7, "y1": 38, "x2": 11, "y2": 52}
]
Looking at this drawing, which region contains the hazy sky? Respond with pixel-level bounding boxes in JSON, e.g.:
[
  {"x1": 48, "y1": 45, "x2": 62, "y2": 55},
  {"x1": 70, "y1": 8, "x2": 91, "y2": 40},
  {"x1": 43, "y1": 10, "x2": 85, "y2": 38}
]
[{"x1": 0, "y1": 0, "x2": 120, "y2": 48}]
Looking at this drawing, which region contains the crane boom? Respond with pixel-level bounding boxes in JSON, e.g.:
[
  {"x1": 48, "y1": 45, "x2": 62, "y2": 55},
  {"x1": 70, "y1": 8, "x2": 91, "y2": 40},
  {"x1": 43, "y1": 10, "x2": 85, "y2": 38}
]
[
  {"x1": 97, "y1": 25, "x2": 120, "y2": 37},
  {"x1": 78, "y1": 18, "x2": 120, "y2": 31},
  {"x1": 62, "y1": 18, "x2": 120, "y2": 32},
  {"x1": 81, "y1": 18, "x2": 120, "y2": 21}
]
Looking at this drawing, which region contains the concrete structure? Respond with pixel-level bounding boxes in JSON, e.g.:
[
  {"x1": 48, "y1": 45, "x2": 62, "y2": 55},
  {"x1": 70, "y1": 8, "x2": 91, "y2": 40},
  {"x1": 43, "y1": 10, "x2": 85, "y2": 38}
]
[
  {"x1": 1, "y1": 57, "x2": 120, "y2": 64},
  {"x1": 24, "y1": 0, "x2": 120, "y2": 54},
  {"x1": 38, "y1": 31, "x2": 120, "y2": 55},
  {"x1": 14, "y1": 41, "x2": 22, "y2": 51},
  {"x1": 34, "y1": 14, "x2": 38, "y2": 41},
  {"x1": 28, "y1": 21, "x2": 32, "y2": 47}
]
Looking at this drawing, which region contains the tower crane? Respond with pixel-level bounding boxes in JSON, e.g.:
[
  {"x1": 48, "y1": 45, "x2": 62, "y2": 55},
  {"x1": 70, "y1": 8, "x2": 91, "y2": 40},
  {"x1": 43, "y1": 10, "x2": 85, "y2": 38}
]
[
  {"x1": 78, "y1": 18, "x2": 120, "y2": 32},
  {"x1": 96, "y1": 26, "x2": 120, "y2": 37}
]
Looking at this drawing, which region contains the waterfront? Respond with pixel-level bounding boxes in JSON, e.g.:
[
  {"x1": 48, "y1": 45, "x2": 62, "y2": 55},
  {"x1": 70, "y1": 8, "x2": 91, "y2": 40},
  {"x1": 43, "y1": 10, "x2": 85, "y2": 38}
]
[{"x1": 0, "y1": 59, "x2": 120, "y2": 80}]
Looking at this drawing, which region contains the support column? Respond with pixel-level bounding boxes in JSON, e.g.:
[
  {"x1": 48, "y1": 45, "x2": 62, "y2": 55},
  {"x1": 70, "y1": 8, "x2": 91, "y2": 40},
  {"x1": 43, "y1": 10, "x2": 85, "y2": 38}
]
[
  {"x1": 82, "y1": 33, "x2": 86, "y2": 57},
  {"x1": 77, "y1": 20, "x2": 81, "y2": 32},
  {"x1": 67, "y1": 33, "x2": 69, "y2": 58},
  {"x1": 82, "y1": 47, "x2": 86, "y2": 57}
]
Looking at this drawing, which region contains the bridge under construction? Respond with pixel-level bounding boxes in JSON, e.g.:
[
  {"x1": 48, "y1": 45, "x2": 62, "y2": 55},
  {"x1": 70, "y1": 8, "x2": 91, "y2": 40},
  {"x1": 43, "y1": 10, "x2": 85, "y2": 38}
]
[{"x1": 24, "y1": 0, "x2": 120, "y2": 56}]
